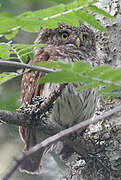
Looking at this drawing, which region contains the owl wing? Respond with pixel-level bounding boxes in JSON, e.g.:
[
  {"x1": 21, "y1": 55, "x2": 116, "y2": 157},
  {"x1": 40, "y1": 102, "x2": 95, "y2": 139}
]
[
  {"x1": 19, "y1": 46, "x2": 60, "y2": 173},
  {"x1": 21, "y1": 70, "x2": 44, "y2": 105},
  {"x1": 21, "y1": 48, "x2": 51, "y2": 105},
  {"x1": 21, "y1": 46, "x2": 58, "y2": 105}
]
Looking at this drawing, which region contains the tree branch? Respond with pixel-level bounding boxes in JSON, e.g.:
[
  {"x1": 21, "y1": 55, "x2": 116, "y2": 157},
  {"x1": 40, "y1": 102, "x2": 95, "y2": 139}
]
[
  {"x1": 0, "y1": 109, "x2": 61, "y2": 135},
  {"x1": 0, "y1": 110, "x2": 28, "y2": 126},
  {"x1": 0, "y1": 84, "x2": 67, "y2": 134},
  {"x1": 2, "y1": 104, "x2": 121, "y2": 180},
  {"x1": 0, "y1": 60, "x2": 56, "y2": 73}
]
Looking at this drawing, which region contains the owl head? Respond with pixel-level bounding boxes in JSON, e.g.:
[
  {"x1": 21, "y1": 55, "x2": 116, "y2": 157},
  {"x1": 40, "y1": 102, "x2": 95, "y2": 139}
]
[{"x1": 35, "y1": 22, "x2": 96, "y2": 52}]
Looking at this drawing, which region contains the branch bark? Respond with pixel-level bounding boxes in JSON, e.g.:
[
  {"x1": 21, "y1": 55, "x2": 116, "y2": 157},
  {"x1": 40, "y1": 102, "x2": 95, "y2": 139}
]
[{"x1": 0, "y1": 110, "x2": 28, "y2": 126}]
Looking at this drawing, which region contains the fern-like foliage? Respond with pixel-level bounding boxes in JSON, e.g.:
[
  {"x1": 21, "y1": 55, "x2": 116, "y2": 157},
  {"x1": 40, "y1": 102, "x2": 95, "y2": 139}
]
[
  {"x1": 0, "y1": 42, "x2": 44, "y2": 63},
  {"x1": 0, "y1": 72, "x2": 17, "y2": 85},
  {"x1": 0, "y1": 0, "x2": 113, "y2": 40},
  {"x1": 0, "y1": 60, "x2": 121, "y2": 98},
  {"x1": 36, "y1": 61, "x2": 121, "y2": 98}
]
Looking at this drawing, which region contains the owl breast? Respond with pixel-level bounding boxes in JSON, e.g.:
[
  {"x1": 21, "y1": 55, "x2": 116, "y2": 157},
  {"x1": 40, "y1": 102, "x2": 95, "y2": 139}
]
[
  {"x1": 40, "y1": 52, "x2": 97, "y2": 128},
  {"x1": 46, "y1": 83, "x2": 97, "y2": 128}
]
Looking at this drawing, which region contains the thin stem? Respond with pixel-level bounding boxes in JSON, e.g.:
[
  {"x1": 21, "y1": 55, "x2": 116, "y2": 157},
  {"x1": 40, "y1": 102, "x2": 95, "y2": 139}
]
[{"x1": 0, "y1": 60, "x2": 56, "y2": 73}]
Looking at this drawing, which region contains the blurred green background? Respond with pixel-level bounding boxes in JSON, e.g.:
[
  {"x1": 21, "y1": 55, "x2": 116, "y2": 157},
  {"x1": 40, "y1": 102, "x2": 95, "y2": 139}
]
[{"x1": 0, "y1": 0, "x2": 73, "y2": 179}]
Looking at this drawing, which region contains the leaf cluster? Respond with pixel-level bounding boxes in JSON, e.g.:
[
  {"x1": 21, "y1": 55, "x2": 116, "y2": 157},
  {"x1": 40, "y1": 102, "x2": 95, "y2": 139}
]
[
  {"x1": 0, "y1": 0, "x2": 113, "y2": 40},
  {"x1": 0, "y1": 42, "x2": 44, "y2": 63},
  {"x1": 1, "y1": 61, "x2": 120, "y2": 98},
  {"x1": 36, "y1": 61, "x2": 121, "y2": 98}
]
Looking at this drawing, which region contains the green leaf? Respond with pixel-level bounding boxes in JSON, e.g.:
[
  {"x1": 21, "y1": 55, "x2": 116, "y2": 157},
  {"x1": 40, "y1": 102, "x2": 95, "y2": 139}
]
[
  {"x1": 34, "y1": 61, "x2": 61, "y2": 69},
  {"x1": 5, "y1": 29, "x2": 19, "y2": 40},
  {"x1": 73, "y1": 61, "x2": 91, "y2": 73},
  {"x1": 37, "y1": 69, "x2": 95, "y2": 84},
  {"x1": 67, "y1": 0, "x2": 89, "y2": 9},
  {"x1": 97, "y1": 84, "x2": 121, "y2": 94},
  {"x1": 17, "y1": 4, "x2": 66, "y2": 22},
  {"x1": 0, "y1": 73, "x2": 17, "y2": 85},
  {"x1": 34, "y1": 61, "x2": 73, "y2": 70},
  {"x1": 57, "y1": 61, "x2": 73, "y2": 70},
  {"x1": 86, "y1": 66, "x2": 111, "y2": 77},
  {"x1": 99, "y1": 68, "x2": 121, "y2": 81},
  {"x1": 10, "y1": 43, "x2": 44, "y2": 63},
  {"x1": 109, "y1": 68, "x2": 121, "y2": 82},
  {"x1": 37, "y1": 70, "x2": 82, "y2": 83},
  {"x1": 77, "y1": 82, "x2": 101, "y2": 90},
  {"x1": 0, "y1": 43, "x2": 13, "y2": 59},
  {"x1": 40, "y1": 19, "x2": 58, "y2": 29},
  {"x1": 54, "y1": 12, "x2": 80, "y2": 27},
  {"x1": 0, "y1": 42, "x2": 44, "y2": 63},
  {"x1": 0, "y1": 13, "x2": 19, "y2": 36},
  {"x1": 66, "y1": 1, "x2": 79, "y2": 9},
  {"x1": 16, "y1": 18, "x2": 41, "y2": 32},
  {"x1": 88, "y1": 0, "x2": 98, "y2": 6},
  {"x1": 34, "y1": 4, "x2": 66, "y2": 19},
  {"x1": 103, "y1": 92, "x2": 121, "y2": 98},
  {"x1": 87, "y1": 5, "x2": 114, "y2": 18},
  {"x1": 13, "y1": 44, "x2": 34, "y2": 62},
  {"x1": 78, "y1": 0, "x2": 89, "y2": 6},
  {"x1": 78, "y1": 10, "x2": 106, "y2": 32}
]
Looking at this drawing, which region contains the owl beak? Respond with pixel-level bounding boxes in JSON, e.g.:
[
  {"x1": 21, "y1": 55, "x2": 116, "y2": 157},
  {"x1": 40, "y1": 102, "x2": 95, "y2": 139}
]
[{"x1": 75, "y1": 38, "x2": 81, "y2": 47}]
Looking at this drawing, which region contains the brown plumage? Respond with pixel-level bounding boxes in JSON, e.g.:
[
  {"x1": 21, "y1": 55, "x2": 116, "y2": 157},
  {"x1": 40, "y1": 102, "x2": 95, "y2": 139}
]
[{"x1": 19, "y1": 22, "x2": 98, "y2": 173}]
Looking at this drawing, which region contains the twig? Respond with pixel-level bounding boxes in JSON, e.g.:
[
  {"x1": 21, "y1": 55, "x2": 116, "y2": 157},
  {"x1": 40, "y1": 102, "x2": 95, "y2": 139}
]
[
  {"x1": 0, "y1": 60, "x2": 56, "y2": 73},
  {"x1": 43, "y1": 6, "x2": 83, "y2": 21},
  {"x1": 37, "y1": 83, "x2": 67, "y2": 114},
  {"x1": 2, "y1": 104, "x2": 121, "y2": 180}
]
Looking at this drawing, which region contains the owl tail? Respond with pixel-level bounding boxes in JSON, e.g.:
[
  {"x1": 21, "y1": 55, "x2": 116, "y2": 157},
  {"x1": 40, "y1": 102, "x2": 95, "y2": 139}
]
[{"x1": 19, "y1": 126, "x2": 44, "y2": 174}]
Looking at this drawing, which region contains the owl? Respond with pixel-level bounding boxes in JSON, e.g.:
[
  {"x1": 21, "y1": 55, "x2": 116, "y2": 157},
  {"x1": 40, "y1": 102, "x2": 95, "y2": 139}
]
[{"x1": 19, "y1": 22, "x2": 98, "y2": 174}]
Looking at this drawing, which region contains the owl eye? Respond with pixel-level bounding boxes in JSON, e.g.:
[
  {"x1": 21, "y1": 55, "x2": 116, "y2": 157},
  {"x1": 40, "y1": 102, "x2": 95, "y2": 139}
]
[
  {"x1": 61, "y1": 32, "x2": 69, "y2": 39},
  {"x1": 82, "y1": 34, "x2": 88, "y2": 42}
]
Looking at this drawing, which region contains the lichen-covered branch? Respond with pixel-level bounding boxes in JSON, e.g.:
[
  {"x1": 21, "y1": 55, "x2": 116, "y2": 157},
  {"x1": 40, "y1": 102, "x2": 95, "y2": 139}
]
[{"x1": 0, "y1": 84, "x2": 67, "y2": 132}]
